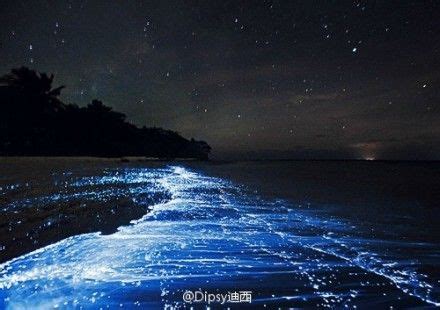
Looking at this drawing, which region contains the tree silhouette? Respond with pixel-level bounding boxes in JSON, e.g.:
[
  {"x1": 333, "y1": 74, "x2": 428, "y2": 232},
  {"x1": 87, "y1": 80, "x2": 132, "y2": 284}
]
[
  {"x1": 0, "y1": 67, "x2": 211, "y2": 159},
  {"x1": 0, "y1": 66, "x2": 65, "y2": 113}
]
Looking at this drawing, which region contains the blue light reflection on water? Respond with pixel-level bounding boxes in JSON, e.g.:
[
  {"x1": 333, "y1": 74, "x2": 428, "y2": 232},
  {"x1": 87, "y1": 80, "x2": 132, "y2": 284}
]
[{"x1": 0, "y1": 166, "x2": 439, "y2": 308}]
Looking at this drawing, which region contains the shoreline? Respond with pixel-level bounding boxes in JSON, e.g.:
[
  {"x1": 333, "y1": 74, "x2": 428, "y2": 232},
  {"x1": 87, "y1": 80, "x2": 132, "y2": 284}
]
[
  {"x1": 0, "y1": 161, "x2": 172, "y2": 263},
  {"x1": 1, "y1": 156, "x2": 438, "y2": 164},
  {"x1": 0, "y1": 195, "x2": 170, "y2": 264},
  {"x1": 0, "y1": 156, "x2": 205, "y2": 162}
]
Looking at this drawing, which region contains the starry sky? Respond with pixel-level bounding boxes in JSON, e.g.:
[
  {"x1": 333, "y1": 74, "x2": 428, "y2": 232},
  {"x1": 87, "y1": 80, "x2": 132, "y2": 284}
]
[{"x1": 1, "y1": 1, "x2": 439, "y2": 160}]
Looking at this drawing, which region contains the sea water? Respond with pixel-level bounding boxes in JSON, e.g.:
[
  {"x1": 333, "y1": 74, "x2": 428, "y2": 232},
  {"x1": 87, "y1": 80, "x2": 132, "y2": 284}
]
[{"x1": 0, "y1": 160, "x2": 439, "y2": 308}]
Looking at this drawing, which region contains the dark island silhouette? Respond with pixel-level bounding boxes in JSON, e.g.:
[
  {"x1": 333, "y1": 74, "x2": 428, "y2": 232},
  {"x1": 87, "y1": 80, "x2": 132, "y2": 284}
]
[{"x1": 0, "y1": 67, "x2": 211, "y2": 159}]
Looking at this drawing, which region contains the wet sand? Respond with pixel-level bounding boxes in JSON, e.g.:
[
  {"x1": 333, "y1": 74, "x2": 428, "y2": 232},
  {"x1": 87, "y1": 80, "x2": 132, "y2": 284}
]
[
  {"x1": 0, "y1": 157, "x2": 170, "y2": 263},
  {"x1": 1, "y1": 163, "x2": 439, "y2": 307}
]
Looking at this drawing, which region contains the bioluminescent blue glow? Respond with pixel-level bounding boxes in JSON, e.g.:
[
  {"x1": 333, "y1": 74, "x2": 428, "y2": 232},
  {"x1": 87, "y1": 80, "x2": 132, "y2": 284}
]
[{"x1": 0, "y1": 166, "x2": 439, "y2": 308}]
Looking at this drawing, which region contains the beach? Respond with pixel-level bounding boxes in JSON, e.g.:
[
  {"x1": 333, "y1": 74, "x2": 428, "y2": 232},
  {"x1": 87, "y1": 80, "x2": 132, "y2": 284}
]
[{"x1": 0, "y1": 158, "x2": 439, "y2": 308}]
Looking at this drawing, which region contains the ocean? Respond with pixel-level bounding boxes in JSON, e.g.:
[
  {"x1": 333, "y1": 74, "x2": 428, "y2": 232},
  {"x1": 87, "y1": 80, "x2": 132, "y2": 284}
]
[{"x1": 0, "y1": 158, "x2": 439, "y2": 308}]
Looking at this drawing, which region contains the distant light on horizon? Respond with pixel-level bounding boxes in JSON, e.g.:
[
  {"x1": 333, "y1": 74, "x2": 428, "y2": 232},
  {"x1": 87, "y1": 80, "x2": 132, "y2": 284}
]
[
  {"x1": 352, "y1": 142, "x2": 380, "y2": 161},
  {"x1": 0, "y1": 1, "x2": 438, "y2": 160}
]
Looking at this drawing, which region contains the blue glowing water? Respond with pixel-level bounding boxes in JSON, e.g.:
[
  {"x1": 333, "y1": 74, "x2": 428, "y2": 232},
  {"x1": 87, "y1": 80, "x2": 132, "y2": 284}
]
[{"x1": 0, "y1": 165, "x2": 439, "y2": 308}]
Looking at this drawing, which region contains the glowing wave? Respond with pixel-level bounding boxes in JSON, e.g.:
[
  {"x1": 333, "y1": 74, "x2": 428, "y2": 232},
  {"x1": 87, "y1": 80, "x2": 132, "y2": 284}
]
[{"x1": 0, "y1": 166, "x2": 438, "y2": 308}]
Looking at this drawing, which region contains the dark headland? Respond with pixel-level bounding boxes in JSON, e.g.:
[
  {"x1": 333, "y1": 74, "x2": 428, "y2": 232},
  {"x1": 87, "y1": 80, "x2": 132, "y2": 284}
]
[
  {"x1": 0, "y1": 67, "x2": 212, "y2": 262},
  {"x1": 0, "y1": 67, "x2": 211, "y2": 159}
]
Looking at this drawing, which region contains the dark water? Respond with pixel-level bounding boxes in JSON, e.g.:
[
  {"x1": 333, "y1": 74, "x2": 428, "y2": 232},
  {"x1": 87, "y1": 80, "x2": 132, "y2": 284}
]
[{"x1": 0, "y1": 159, "x2": 439, "y2": 308}]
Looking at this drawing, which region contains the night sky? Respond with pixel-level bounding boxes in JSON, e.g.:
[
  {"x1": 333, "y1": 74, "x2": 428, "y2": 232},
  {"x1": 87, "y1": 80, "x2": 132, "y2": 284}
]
[{"x1": 1, "y1": 1, "x2": 439, "y2": 160}]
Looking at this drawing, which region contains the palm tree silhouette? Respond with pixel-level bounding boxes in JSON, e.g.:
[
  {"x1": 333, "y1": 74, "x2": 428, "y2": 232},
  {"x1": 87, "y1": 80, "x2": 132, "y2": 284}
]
[
  {"x1": 0, "y1": 66, "x2": 65, "y2": 112},
  {"x1": 0, "y1": 67, "x2": 211, "y2": 159}
]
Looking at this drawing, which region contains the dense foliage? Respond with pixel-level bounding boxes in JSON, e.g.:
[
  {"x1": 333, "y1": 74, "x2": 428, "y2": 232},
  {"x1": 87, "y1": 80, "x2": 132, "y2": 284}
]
[{"x1": 0, "y1": 67, "x2": 210, "y2": 159}]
